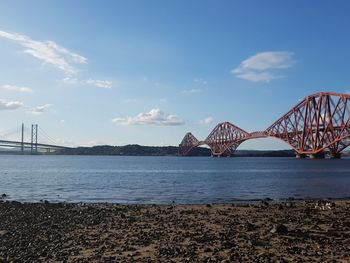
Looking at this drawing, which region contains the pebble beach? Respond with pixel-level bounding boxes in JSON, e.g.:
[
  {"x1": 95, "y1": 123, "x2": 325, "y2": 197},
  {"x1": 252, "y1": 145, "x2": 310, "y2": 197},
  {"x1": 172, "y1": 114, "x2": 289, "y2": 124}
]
[{"x1": 0, "y1": 200, "x2": 350, "y2": 262}]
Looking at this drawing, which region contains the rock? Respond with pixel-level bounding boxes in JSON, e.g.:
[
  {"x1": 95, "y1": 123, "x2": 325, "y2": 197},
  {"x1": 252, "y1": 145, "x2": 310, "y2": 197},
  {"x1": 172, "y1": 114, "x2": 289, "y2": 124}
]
[
  {"x1": 303, "y1": 207, "x2": 312, "y2": 215},
  {"x1": 270, "y1": 224, "x2": 288, "y2": 235},
  {"x1": 244, "y1": 222, "x2": 256, "y2": 231},
  {"x1": 285, "y1": 202, "x2": 295, "y2": 208},
  {"x1": 315, "y1": 200, "x2": 335, "y2": 210},
  {"x1": 261, "y1": 200, "x2": 269, "y2": 207},
  {"x1": 248, "y1": 239, "x2": 268, "y2": 247},
  {"x1": 0, "y1": 230, "x2": 8, "y2": 237},
  {"x1": 204, "y1": 247, "x2": 212, "y2": 253},
  {"x1": 1, "y1": 193, "x2": 7, "y2": 199}
]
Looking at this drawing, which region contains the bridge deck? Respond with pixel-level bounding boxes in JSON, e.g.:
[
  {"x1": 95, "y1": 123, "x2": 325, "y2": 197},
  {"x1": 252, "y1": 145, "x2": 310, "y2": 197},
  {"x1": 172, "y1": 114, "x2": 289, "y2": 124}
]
[{"x1": 0, "y1": 140, "x2": 70, "y2": 149}]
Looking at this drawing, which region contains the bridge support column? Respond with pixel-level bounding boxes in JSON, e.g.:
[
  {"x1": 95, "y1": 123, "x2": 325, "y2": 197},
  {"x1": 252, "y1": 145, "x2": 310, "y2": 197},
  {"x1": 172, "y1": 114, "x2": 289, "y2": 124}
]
[
  {"x1": 31, "y1": 124, "x2": 38, "y2": 154},
  {"x1": 295, "y1": 153, "x2": 306, "y2": 159},
  {"x1": 21, "y1": 123, "x2": 24, "y2": 154},
  {"x1": 329, "y1": 152, "x2": 341, "y2": 159},
  {"x1": 309, "y1": 152, "x2": 325, "y2": 159}
]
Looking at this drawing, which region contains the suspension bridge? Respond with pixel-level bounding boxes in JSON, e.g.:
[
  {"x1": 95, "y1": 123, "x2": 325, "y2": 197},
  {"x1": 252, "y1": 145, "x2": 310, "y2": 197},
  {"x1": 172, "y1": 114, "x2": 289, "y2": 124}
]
[
  {"x1": 0, "y1": 124, "x2": 70, "y2": 154},
  {"x1": 179, "y1": 92, "x2": 350, "y2": 159}
]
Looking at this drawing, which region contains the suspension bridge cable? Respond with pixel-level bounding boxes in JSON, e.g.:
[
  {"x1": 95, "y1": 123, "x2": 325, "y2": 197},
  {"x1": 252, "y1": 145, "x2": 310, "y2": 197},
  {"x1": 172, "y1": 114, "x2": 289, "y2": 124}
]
[
  {"x1": 38, "y1": 127, "x2": 59, "y2": 145},
  {"x1": 38, "y1": 128, "x2": 57, "y2": 143}
]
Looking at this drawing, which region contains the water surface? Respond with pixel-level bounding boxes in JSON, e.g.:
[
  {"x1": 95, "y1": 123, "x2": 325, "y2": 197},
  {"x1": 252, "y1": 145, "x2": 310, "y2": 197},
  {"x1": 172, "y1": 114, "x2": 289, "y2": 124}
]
[{"x1": 0, "y1": 155, "x2": 349, "y2": 204}]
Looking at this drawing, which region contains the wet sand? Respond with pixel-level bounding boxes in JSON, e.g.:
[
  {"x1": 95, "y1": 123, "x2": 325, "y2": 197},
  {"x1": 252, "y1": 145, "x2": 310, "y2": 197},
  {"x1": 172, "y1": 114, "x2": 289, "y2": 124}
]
[{"x1": 0, "y1": 200, "x2": 350, "y2": 262}]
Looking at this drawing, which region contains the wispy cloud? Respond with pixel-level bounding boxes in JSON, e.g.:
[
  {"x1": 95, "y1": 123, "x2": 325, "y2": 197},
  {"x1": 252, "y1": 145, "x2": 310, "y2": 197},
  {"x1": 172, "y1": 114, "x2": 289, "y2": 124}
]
[
  {"x1": 1, "y1": 84, "x2": 33, "y2": 93},
  {"x1": 85, "y1": 79, "x2": 112, "y2": 89},
  {"x1": 112, "y1": 108, "x2": 185, "y2": 126},
  {"x1": 182, "y1": 78, "x2": 207, "y2": 94},
  {"x1": 28, "y1": 104, "x2": 53, "y2": 115},
  {"x1": 62, "y1": 77, "x2": 112, "y2": 89},
  {"x1": 232, "y1": 51, "x2": 295, "y2": 82},
  {"x1": 0, "y1": 99, "x2": 23, "y2": 110},
  {"x1": 0, "y1": 30, "x2": 112, "y2": 89},
  {"x1": 181, "y1": 88, "x2": 202, "y2": 94},
  {"x1": 0, "y1": 30, "x2": 86, "y2": 76},
  {"x1": 198, "y1": 116, "x2": 213, "y2": 125},
  {"x1": 194, "y1": 78, "x2": 208, "y2": 85}
]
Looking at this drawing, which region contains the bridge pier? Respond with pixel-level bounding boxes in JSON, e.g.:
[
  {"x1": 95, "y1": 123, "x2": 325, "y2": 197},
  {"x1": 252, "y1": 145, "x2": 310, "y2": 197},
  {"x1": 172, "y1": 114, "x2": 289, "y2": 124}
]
[
  {"x1": 295, "y1": 153, "x2": 306, "y2": 159},
  {"x1": 21, "y1": 123, "x2": 24, "y2": 154},
  {"x1": 309, "y1": 152, "x2": 325, "y2": 159},
  {"x1": 329, "y1": 152, "x2": 341, "y2": 159}
]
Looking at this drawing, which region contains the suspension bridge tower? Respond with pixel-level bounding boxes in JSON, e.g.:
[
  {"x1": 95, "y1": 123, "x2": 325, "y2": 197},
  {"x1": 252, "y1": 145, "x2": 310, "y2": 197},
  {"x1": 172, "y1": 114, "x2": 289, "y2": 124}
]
[{"x1": 31, "y1": 124, "x2": 38, "y2": 153}]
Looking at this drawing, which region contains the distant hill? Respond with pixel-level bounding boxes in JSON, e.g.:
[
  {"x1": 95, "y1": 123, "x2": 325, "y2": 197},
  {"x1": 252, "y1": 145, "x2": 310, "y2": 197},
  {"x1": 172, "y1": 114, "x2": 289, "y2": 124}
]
[
  {"x1": 59, "y1": 145, "x2": 295, "y2": 157},
  {"x1": 60, "y1": 145, "x2": 181, "y2": 156}
]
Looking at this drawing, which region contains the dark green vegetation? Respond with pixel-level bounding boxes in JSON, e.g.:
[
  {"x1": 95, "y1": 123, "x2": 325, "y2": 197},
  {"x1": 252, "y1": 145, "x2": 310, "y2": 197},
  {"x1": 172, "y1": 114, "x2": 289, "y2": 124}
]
[
  {"x1": 3, "y1": 144, "x2": 349, "y2": 157},
  {"x1": 59, "y1": 145, "x2": 209, "y2": 156},
  {"x1": 59, "y1": 145, "x2": 295, "y2": 157}
]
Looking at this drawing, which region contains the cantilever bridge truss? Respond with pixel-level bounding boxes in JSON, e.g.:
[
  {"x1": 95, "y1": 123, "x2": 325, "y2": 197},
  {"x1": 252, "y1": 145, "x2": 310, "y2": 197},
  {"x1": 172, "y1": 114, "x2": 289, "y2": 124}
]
[{"x1": 179, "y1": 92, "x2": 350, "y2": 158}]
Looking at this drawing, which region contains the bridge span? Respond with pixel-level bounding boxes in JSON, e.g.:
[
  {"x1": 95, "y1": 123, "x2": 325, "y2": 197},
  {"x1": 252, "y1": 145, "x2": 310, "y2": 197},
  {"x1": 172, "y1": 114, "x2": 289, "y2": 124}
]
[
  {"x1": 0, "y1": 124, "x2": 70, "y2": 154},
  {"x1": 179, "y1": 92, "x2": 350, "y2": 159}
]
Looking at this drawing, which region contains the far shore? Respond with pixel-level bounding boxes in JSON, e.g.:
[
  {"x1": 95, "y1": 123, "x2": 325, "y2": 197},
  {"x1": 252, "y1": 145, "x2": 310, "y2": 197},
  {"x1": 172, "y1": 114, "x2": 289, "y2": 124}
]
[{"x1": 0, "y1": 199, "x2": 349, "y2": 262}]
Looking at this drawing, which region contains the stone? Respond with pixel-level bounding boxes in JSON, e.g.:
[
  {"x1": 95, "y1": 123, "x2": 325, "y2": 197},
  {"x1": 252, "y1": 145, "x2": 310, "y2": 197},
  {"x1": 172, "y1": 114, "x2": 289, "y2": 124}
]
[{"x1": 270, "y1": 224, "x2": 288, "y2": 235}]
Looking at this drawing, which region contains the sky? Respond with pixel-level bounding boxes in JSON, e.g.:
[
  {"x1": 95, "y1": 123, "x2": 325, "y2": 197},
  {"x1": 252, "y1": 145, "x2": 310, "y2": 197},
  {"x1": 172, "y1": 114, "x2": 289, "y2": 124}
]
[{"x1": 0, "y1": 0, "x2": 350, "y2": 149}]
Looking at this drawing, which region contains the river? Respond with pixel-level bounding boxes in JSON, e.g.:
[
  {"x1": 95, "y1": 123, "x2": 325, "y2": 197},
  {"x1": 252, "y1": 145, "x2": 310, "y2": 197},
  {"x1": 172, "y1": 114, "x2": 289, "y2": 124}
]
[{"x1": 0, "y1": 155, "x2": 349, "y2": 204}]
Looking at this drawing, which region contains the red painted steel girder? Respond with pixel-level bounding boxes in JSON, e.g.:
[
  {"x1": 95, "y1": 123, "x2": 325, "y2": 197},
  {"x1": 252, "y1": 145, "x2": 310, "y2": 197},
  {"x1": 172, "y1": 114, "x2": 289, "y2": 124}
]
[
  {"x1": 266, "y1": 92, "x2": 350, "y2": 155},
  {"x1": 248, "y1": 131, "x2": 269, "y2": 139},
  {"x1": 205, "y1": 122, "x2": 249, "y2": 156},
  {"x1": 178, "y1": 132, "x2": 200, "y2": 156}
]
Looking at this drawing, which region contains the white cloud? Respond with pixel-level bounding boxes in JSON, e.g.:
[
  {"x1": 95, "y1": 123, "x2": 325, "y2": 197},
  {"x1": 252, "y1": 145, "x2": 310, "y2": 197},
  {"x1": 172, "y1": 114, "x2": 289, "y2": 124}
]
[
  {"x1": 182, "y1": 88, "x2": 202, "y2": 94},
  {"x1": 85, "y1": 79, "x2": 112, "y2": 89},
  {"x1": 232, "y1": 70, "x2": 280, "y2": 82},
  {"x1": 232, "y1": 51, "x2": 295, "y2": 82},
  {"x1": 1, "y1": 84, "x2": 33, "y2": 93},
  {"x1": 238, "y1": 51, "x2": 295, "y2": 70},
  {"x1": 181, "y1": 78, "x2": 207, "y2": 94},
  {"x1": 61, "y1": 78, "x2": 79, "y2": 85},
  {"x1": 0, "y1": 99, "x2": 23, "y2": 110},
  {"x1": 112, "y1": 108, "x2": 185, "y2": 126},
  {"x1": 0, "y1": 30, "x2": 112, "y2": 89},
  {"x1": 29, "y1": 104, "x2": 53, "y2": 115},
  {"x1": 0, "y1": 30, "x2": 86, "y2": 76},
  {"x1": 198, "y1": 116, "x2": 213, "y2": 125},
  {"x1": 194, "y1": 78, "x2": 208, "y2": 85},
  {"x1": 62, "y1": 77, "x2": 112, "y2": 89}
]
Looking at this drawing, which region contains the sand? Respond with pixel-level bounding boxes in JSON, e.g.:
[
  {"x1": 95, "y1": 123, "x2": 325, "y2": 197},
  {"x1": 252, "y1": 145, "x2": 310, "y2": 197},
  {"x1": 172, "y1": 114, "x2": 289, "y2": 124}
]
[{"x1": 0, "y1": 200, "x2": 350, "y2": 262}]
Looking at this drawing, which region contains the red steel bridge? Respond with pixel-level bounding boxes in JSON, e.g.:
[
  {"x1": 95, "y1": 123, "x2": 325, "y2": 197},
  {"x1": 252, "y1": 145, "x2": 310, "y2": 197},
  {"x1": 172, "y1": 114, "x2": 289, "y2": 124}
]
[
  {"x1": 179, "y1": 92, "x2": 350, "y2": 159},
  {"x1": 0, "y1": 124, "x2": 70, "y2": 154}
]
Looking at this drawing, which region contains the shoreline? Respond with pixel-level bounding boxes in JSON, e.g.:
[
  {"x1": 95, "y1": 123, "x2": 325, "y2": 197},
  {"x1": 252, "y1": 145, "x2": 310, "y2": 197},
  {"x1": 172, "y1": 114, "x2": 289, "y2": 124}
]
[
  {"x1": 1, "y1": 199, "x2": 350, "y2": 262},
  {"x1": 2, "y1": 195, "x2": 350, "y2": 205}
]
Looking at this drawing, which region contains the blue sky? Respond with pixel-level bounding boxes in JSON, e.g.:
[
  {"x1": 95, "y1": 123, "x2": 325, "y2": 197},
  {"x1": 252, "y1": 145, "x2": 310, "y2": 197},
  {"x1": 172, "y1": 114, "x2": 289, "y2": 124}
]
[{"x1": 0, "y1": 0, "x2": 350, "y2": 149}]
